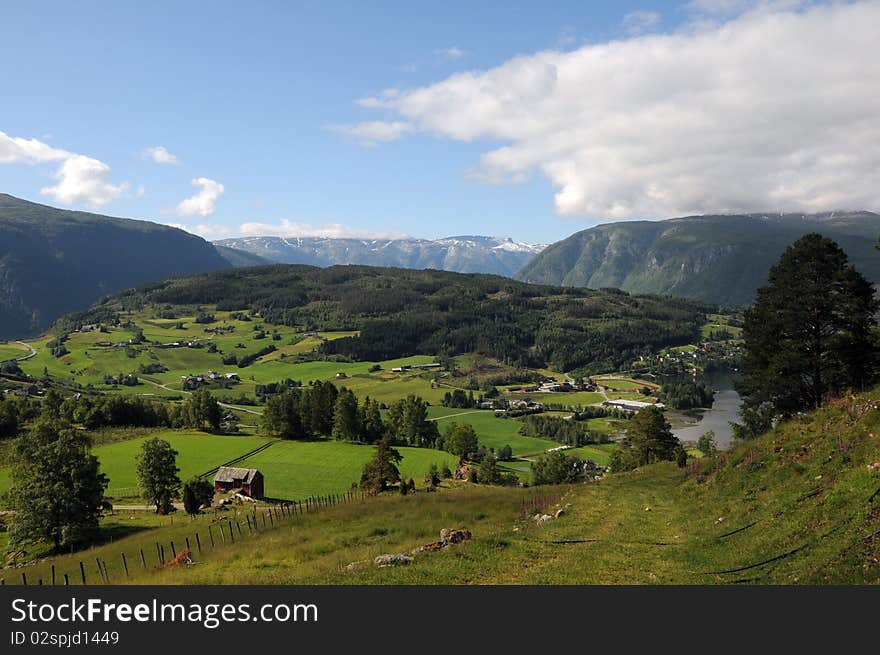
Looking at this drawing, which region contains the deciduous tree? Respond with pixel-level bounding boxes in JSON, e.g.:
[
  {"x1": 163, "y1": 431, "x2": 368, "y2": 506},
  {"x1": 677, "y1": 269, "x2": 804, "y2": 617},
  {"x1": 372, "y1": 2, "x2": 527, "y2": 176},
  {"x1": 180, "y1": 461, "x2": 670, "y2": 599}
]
[
  {"x1": 136, "y1": 437, "x2": 180, "y2": 514},
  {"x1": 8, "y1": 419, "x2": 108, "y2": 551}
]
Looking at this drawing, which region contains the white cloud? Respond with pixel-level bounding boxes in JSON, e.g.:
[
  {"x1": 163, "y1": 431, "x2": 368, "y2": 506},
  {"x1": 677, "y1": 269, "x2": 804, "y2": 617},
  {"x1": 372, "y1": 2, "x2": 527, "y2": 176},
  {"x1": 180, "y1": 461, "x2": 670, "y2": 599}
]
[
  {"x1": 622, "y1": 10, "x2": 661, "y2": 35},
  {"x1": 1, "y1": 130, "x2": 129, "y2": 207},
  {"x1": 144, "y1": 145, "x2": 178, "y2": 165},
  {"x1": 435, "y1": 46, "x2": 465, "y2": 60},
  {"x1": 166, "y1": 222, "x2": 236, "y2": 239},
  {"x1": 176, "y1": 177, "x2": 225, "y2": 217},
  {"x1": 0, "y1": 130, "x2": 71, "y2": 164},
  {"x1": 332, "y1": 121, "x2": 414, "y2": 146},
  {"x1": 237, "y1": 218, "x2": 408, "y2": 240},
  {"x1": 344, "y1": 1, "x2": 880, "y2": 219},
  {"x1": 41, "y1": 155, "x2": 128, "y2": 206}
]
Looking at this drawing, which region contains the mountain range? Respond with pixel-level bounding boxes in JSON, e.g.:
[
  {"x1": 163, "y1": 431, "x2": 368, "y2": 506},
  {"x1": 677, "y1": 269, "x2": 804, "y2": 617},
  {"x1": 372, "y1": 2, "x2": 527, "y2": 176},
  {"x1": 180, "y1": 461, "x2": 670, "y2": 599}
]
[
  {"x1": 3, "y1": 191, "x2": 880, "y2": 339},
  {"x1": 214, "y1": 235, "x2": 545, "y2": 277},
  {"x1": 517, "y1": 212, "x2": 880, "y2": 306}
]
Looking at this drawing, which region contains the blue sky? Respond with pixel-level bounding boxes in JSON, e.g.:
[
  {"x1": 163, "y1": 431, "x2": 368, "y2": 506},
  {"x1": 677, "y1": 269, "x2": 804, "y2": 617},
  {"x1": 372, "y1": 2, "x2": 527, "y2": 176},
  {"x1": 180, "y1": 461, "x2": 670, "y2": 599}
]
[{"x1": 2, "y1": 1, "x2": 877, "y2": 243}]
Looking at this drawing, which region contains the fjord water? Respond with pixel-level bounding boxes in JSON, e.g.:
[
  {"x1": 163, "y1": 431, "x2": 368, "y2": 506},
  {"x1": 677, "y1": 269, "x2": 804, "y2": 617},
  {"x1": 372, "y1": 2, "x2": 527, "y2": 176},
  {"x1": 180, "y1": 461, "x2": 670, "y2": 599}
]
[{"x1": 668, "y1": 371, "x2": 742, "y2": 448}]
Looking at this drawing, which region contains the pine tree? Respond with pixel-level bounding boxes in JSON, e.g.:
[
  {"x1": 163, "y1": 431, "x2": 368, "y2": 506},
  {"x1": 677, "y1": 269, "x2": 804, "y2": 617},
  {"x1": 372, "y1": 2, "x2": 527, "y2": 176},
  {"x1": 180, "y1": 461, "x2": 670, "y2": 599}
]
[
  {"x1": 8, "y1": 419, "x2": 108, "y2": 552},
  {"x1": 610, "y1": 406, "x2": 678, "y2": 471},
  {"x1": 737, "y1": 234, "x2": 878, "y2": 437},
  {"x1": 331, "y1": 388, "x2": 360, "y2": 441},
  {"x1": 360, "y1": 437, "x2": 403, "y2": 493}
]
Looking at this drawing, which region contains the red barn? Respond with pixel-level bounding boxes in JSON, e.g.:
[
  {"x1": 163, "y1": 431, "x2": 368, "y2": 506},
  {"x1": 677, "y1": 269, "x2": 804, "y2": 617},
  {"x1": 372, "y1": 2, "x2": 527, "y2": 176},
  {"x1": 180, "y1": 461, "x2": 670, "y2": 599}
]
[{"x1": 214, "y1": 466, "x2": 264, "y2": 499}]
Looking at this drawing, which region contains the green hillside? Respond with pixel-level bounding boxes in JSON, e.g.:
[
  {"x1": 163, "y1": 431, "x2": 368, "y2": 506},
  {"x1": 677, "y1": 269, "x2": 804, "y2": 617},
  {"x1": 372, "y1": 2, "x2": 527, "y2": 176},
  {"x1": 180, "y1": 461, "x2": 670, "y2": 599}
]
[
  {"x1": 0, "y1": 194, "x2": 262, "y2": 339},
  {"x1": 56, "y1": 263, "x2": 708, "y2": 374},
  {"x1": 517, "y1": 212, "x2": 880, "y2": 306},
  {"x1": 5, "y1": 386, "x2": 878, "y2": 585}
]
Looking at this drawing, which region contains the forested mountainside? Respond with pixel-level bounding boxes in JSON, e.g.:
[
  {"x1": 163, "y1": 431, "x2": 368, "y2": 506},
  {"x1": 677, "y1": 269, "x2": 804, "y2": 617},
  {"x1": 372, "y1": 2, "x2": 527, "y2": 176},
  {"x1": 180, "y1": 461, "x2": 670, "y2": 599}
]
[
  {"x1": 517, "y1": 212, "x2": 880, "y2": 305},
  {"x1": 0, "y1": 194, "x2": 255, "y2": 338},
  {"x1": 61, "y1": 264, "x2": 708, "y2": 374}
]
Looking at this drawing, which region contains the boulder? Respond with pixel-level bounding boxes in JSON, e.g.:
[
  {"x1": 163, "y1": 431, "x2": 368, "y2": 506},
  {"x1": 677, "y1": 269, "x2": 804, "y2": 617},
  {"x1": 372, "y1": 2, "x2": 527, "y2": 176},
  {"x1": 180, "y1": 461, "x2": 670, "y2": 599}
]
[{"x1": 374, "y1": 553, "x2": 413, "y2": 567}]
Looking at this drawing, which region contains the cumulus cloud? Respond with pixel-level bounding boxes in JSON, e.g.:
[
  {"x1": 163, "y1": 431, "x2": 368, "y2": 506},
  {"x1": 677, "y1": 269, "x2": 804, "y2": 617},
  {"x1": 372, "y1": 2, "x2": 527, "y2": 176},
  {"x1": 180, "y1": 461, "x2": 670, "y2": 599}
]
[
  {"x1": 176, "y1": 177, "x2": 225, "y2": 217},
  {"x1": 622, "y1": 10, "x2": 661, "y2": 34},
  {"x1": 343, "y1": 1, "x2": 880, "y2": 219},
  {"x1": 144, "y1": 145, "x2": 178, "y2": 165},
  {"x1": 165, "y1": 222, "x2": 236, "y2": 239},
  {"x1": 41, "y1": 155, "x2": 128, "y2": 206},
  {"x1": 238, "y1": 219, "x2": 408, "y2": 240},
  {"x1": 0, "y1": 130, "x2": 71, "y2": 164},
  {"x1": 332, "y1": 121, "x2": 413, "y2": 146},
  {"x1": 1, "y1": 130, "x2": 127, "y2": 207}
]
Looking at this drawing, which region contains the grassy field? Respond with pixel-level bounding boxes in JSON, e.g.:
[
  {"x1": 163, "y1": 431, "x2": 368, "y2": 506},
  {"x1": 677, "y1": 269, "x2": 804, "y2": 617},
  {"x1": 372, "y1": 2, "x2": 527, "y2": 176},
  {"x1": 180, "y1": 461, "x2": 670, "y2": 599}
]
[
  {"x1": 235, "y1": 440, "x2": 460, "y2": 500},
  {"x1": 0, "y1": 342, "x2": 29, "y2": 361},
  {"x1": 701, "y1": 313, "x2": 743, "y2": 339},
  {"x1": 0, "y1": 431, "x2": 273, "y2": 501},
  {"x1": 426, "y1": 407, "x2": 558, "y2": 457},
  {"x1": 596, "y1": 377, "x2": 659, "y2": 391}
]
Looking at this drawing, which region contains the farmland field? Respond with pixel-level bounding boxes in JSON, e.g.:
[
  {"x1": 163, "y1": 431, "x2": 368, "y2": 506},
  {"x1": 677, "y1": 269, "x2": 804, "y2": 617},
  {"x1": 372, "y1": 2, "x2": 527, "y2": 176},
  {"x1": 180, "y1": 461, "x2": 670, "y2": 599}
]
[
  {"x1": 0, "y1": 430, "x2": 274, "y2": 501},
  {"x1": 426, "y1": 407, "x2": 558, "y2": 457},
  {"x1": 235, "y1": 440, "x2": 460, "y2": 500},
  {"x1": 0, "y1": 342, "x2": 29, "y2": 361}
]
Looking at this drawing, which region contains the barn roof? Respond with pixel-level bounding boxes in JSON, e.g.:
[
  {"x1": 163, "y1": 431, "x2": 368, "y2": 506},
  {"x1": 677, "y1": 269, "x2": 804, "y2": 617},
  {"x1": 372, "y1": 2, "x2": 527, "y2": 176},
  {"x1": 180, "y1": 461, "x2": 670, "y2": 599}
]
[{"x1": 214, "y1": 466, "x2": 261, "y2": 483}]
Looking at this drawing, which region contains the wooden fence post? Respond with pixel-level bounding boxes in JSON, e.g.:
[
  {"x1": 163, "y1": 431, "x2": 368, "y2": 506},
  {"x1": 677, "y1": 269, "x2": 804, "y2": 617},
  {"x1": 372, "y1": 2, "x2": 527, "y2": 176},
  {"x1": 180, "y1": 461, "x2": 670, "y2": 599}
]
[
  {"x1": 95, "y1": 558, "x2": 103, "y2": 583},
  {"x1": 21, "y1": 572, "x2": 27, "y2": 585},
  {"x1": 80, "y1": 561, "x2": 86, "y2": 585},
  {"x1": 121, "y1": 553, "x2": 129, "y2": 578},
  {"x1": 140, "y1": 549, "x2": 147, "y2": 570},
  {"x1": 195, "y1": 533, "x2": 202, "y2": 554},
  {"x1": 51, "y1": 565, "x2": 56, "y2": 586},
  {"x1": 170, "y1": 541, "x2": 176, "y2": 559},
  {"x1": 185, "y1": 537, "x2": 191, "y2": 553},
  {"x1": 64, "y1": 574, "x2": 69, "y2": 586},
  {"x1": 208, "y1": 524, "x2": 215, "y2": 547}
]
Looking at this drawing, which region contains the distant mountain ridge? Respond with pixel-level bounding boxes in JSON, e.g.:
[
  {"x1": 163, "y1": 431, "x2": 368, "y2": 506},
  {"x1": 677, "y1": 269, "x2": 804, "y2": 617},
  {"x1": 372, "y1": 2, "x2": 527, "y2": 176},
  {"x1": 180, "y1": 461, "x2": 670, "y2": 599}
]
[
  {"x1": 215, "y1": 234, "x2": 545, "y2": 277},
  {"x1": 0, "y1": 194, "x2": 258, "y2": 338},
  {"x1": 516, "y1": 211, "x2": 880, "y2": 306}
]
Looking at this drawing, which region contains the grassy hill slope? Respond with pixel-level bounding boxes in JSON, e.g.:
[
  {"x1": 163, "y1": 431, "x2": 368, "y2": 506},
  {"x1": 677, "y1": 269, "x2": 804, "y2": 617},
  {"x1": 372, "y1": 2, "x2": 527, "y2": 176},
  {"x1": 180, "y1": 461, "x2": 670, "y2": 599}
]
[
  {"x1": 517, "y1": 212, "x2": 880, "y2": 306},
  {"x1": 7, "y1": 387, "x2": 878, "y2": 585}
]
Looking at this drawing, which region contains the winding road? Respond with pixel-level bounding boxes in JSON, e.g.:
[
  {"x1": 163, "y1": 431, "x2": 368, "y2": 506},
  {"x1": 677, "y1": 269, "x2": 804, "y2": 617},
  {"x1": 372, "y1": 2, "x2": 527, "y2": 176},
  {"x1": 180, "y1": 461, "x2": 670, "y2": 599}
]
[
  {"x1": 13, "y1": 341, "x2": 37, "y2": 361},
  {"x1": 138, "y1": 376, "x2": 263, "y2": 416}
]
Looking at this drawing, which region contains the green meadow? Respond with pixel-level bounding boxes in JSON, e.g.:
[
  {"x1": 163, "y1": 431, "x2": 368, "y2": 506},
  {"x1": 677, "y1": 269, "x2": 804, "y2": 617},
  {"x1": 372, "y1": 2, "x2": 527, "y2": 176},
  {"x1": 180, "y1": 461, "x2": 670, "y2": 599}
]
[
  {"x1": 236, "y1": 440, "x2": 460, "y2": 500},
  {"x1": 0, "y1": 342, "x2": 29, "y2": 361}
]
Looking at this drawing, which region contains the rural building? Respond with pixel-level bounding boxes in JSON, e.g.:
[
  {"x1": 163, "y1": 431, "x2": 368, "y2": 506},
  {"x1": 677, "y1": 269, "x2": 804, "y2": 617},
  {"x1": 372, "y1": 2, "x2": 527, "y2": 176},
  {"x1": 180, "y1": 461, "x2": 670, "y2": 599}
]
[
  {"x1": 214, "y1": 467, "x2": 265, "y2": 498},
  {"x1": 602, "y1": 399, "x2": 665, "y2": 413},
  {"x1": 225, "y1": 372, "x2": 241, "y2": 381}
]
